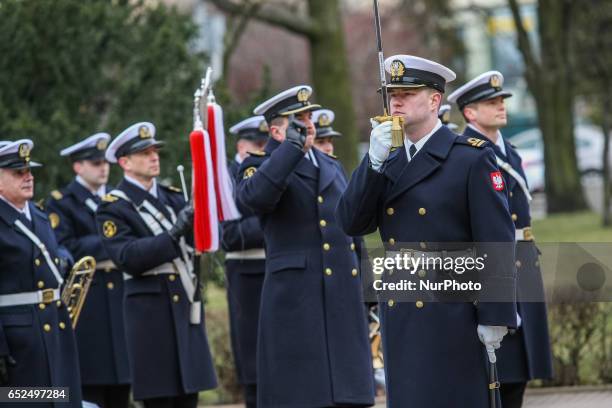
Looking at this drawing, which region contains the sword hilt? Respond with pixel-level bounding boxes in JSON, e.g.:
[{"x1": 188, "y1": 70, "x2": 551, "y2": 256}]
[{"x1": 371, "y1": 114, "x2": 405, "y2": 148}]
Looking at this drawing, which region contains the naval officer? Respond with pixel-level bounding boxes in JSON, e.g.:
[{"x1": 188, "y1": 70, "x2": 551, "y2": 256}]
[
  {"x1": 336, "y1": 55, "x2": 518, "y2": 408},
  {"x1": 237, "y1": 86, "x2": 375, "y2": 408},
  {"x1": 448, "y1": 71, "x2": 553, "y2": 408},
  {"x1": 46, "y1": 133, "x2": 131, "y2": 407}
]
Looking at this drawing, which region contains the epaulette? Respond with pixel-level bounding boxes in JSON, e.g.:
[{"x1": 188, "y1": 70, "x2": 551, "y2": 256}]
[
  {"x1": 35, "y1": 199, "x2": 45, "y2": 210},
  {"x1": 248, "y1": 150, "x2": 266, "y2": 157},
  {"x1": 326, "y1": 152, "x2": 338, "y2": 159},
  {"x1": 50, "y1": 190, "x2": 63, "y2": 200},
  {"x1": 102, "y1": 193, "x2": 119, "y2": 203},
  {"x1": 165, "y1": 185, "x2": 182, "y2": 193},
  {"x1": 509, "y1": 142, "x2": 517, "y2": 149},
  {"x1": 455, "y1": 136, "x2": 488, "y2": 149}
]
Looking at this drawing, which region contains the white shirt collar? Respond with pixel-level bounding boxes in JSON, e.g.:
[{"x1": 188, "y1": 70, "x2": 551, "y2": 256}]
[
  {"x1": 405, "y1": 120, "x2": 443, "y2": 162},
  {"x1": 235, "y1": 153, "x2": 243, "y2": 164},
  {"x1": 467, "y1": 124, "x2": 506, "y2": 156},
  {"x1": 0, "y1": 195, "x2": 31, "y2": 221},
  {"x1": 124, "y1": 175, "x2": 158, "y2": 198},
  {"x1": 305, "y1": 149, "x2": 319, "y2": 168},
  {"x1": 76, "y1": 176, "x2": 106, "y2": 197}
]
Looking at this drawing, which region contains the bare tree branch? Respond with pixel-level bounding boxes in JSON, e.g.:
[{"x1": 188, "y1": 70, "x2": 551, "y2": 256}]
[
  {"x1": 507, "y1": 0, "x2": 540, "y2": 87},
  {"x1": 222, "y1": 0, "x2": 262, "y2": 78},
  {"x1": 206, "y1": 0, "x2": 318, "y2": 39}
]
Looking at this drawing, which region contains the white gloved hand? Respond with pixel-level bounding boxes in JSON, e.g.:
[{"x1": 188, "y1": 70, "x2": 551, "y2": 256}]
[
  {"x1": 368, "y1": 120, "x2": 393, "y2": 171},
  {"x1": 477, "y1": 325, "x2": 508, "y2": 351}
]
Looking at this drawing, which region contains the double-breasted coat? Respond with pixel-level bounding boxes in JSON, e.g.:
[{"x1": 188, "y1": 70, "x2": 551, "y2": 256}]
[{"x1": 237, "y1": 139, "x2": 375, "y2": 408}]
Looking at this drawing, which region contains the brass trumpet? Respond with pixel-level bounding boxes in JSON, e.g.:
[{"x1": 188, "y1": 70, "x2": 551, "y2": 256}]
[{"x1": 61, "y1": 256, "x2": 96, "y2": 329}]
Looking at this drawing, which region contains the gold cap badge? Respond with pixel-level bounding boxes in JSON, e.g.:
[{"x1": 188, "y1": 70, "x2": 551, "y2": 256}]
[
  {"x1": 390, "y1": 60, "x2": 406, "y2": 80},
  {"x1": 490, "y1": 74, "x2": 501, "y2": 89},
  {"x1": 297, "y1": 88, "x2": 310, "y2": 103},
  {"x1": 96, "y1": 138, "x2": 109, "y2": 150},
  {"x1": 318, "y1": 114, "x2": 331, "y2": 127},
  {"x1": 138, "y1": 125, "x2": 151, "y2": 139},
  {"x1": 18, "y1": 143, "x2": 31, "y2": 161},
  {"x1": 259, "y1": 120, "x2": 269, "y2": 133}
]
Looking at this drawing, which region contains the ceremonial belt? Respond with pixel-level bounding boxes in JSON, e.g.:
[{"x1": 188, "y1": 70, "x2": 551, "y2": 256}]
[
  {"x1": 142, "y1": 263, "x2": 176, "y2": 276},
  {"x1": 225, "y1": 248, "x2": 266, "y2": 260},
  {"x1": 109, "y1": 189, "x2": 201, "y2": 324},
  {"x1": 84, "y1": 198, "x2": 98, "y2": 213},
  {"x1": 386, "y1": 248, "x2": 475, "y2": 260},
  {"x1": 495, "y1": 156, "x2": 533, "y2": 202},
  {"x1": 96, "y1": 259, "x2": 117, "y2": 271},
  {"x1": 0, "y1": 288, "x2": 60, "y2": 307},
  {"x1": 515, "y1": 227, "x2": 534, "y2": 242},
  {"x1": 14, "y1": 219, "x2": 63, "y2": 285}
]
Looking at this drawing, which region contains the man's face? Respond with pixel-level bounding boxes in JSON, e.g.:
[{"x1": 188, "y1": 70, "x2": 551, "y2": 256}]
[
  {"x1": 313, "y1": 136, "x2": 334, "y2": 155},
  {"x1": 0, "y1": 167, "x2": 34, "y2": 204},
  {"x1": 236, "y1": 139, "x2": 267, "y2": 160},
  {"x1": 464, "y1": 96, "x2": 507, "y2": 129},
  {"x1": 74, "y1": 159, "x2": 110, "y2": 187},
  {"x1": 119, "y1": 146, "x2": 160, "y2": 179},
  {"x1": 389, "y1": 88, "x2": 439, "y2": 127}
]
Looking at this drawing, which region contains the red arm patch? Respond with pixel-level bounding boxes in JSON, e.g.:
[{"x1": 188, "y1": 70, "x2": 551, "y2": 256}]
[{"x1": 490, "y1": 171, "x2": 505, "y2": 191}]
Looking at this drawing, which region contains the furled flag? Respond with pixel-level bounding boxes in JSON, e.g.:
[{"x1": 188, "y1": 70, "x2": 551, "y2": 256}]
[
  {"x1": 207, "y1": 102, "x2": 241, "y2": 222},
  {"x1": 189, "y1": 125, "x2": 219, "y2": 252}
]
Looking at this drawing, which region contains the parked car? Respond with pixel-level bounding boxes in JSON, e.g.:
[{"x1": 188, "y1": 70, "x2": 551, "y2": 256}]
[{"x1": 510, "y1": 124, "x2": 609, "y2": 192}]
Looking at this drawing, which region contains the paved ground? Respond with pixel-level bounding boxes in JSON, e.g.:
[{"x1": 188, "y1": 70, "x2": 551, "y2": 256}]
[{"x1": 209, "y1": 386, "x2": 612, "y2": 407}]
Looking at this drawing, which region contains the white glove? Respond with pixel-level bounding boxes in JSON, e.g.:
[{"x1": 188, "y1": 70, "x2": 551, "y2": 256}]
[
  {"x1": 477, "y1": 325, "x2": 508, "y2": 351},
  {"x1": 368, "y1": 120, "x2": 393, "y2": 171}
]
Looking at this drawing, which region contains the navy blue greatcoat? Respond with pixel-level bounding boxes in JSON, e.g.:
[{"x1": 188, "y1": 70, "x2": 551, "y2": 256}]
[
  {"x1": 0, "y1": 199, "x2": 82, "y2": 407},
  {"x1": 46, "y1": 180, "x2": 131, "y2": 387},
  {"x1": 237, "y1": 138, "x2": 375, "y2": 408},
  {"x1": 95, "y1": 179, "x2": 217, "y2": 400},
  {"x1": 221, "y1": 159, "x2": 266, "y2": 386},
  {"x1": 336, "y1": 125, "x2": 517, "y2": 408},
  {"x1": 463, "y1": 126, "x2": 553, "y2": 383}
]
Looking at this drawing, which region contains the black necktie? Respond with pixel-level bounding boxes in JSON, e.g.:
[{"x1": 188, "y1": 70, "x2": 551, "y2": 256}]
[{"x1": 409, "y1": 144, "x2": 417, "y2": 159}]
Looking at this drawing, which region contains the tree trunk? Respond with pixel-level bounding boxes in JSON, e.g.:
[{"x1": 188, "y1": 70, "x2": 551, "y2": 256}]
[
  {"x1": 538, "y1": 0, "x2": 586, "y2": 213},
  {"x1": 308, "y1": 0, "x2": 358, "y2": 170},
  {"x1": 602, "y1": 93, "x2": 611, "y2": 225}
]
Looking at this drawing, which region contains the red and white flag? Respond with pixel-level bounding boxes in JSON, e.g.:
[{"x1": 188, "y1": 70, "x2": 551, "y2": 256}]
[
  {"x1": 207, "y1": 103, "x2": 241, "y2": 222},
  {"x1": 189, "y1": 127, "x2": 218, "y2": 252}
]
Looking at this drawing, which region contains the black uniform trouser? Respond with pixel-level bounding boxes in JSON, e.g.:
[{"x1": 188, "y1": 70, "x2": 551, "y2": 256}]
[
  {"x1": 244, "y1": 383, "x2": 257, "y2": 408},
  {"x1": 500, "y1": 381, "x2": 527, "y2": 408},
  {"x1": 142, "y1": 393, "x2": 199, "y2": 408},
  {"x1": 82, "y1": 384, "x2": 130, "y2": 408}
]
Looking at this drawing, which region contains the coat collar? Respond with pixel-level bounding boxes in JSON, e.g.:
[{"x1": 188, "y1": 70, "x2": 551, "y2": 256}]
[
  {"x1": 67, "y1": 179, "x2": 98, "y2": 204},
  {"x1": 314, "y1": 149, "x2": 338, "y2": 192},
  {"x1": 384, "y1": 126, "x2": 457, "y2": 203},
  {"x1": 118, "y1": 178, "x2": 173, "y2": 219}
]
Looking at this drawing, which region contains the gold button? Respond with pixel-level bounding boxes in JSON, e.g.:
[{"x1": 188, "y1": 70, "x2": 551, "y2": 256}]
[
  {"x1": 386, "y1": 208, "x2": 395, "y2": 216},
  {"x1": 319, "y1": 219, "x2": 327, "y2": 227},
  {"x1": 535, "y1": 261, "x2": 540, "y2": 267},
  {"x1": 509, "y1": 192, "x2": 514, "y2": 197},
  {"x1": 56, "y1": 300, "x2": 62, "y2": 308},
  {"x1": 388, "y1": 299, "x2": 395, "y2": 307},
  {"x1": 416, "y1": 300, "x2": 424, "y2": 309},
  {"x1": 43, "y1": 324, "x2": 51, "y2": 332},
  {"x1": 107, "y1": 282, "x2": 114, "y2": 290},
  {"x1": 39, "y1": 303, "x2": 46, "y2": 310},
  {"x1": 512, "y1": 213, "x2": 518, "y2": 221},
  {"x1": 325, "y1": 268, "x2": 332, "y2": 276},
  {"x1": 59, "y1": 322, "x2": 66, "y2": 330},
  {"x1": 35, "y1": 259, "x2": 41, "y2": 266},
  {"x1": 418, "y1": 208, "x2": 427, "y2": 216},
  {"x1": 350, "y1": 243, "x2": 355, "y2": 251},
  {"x1": 172, "y1": 294, "x2": 180, "y2": 303},
  {"x1": 54, "y1": 258, "x2": 59, "y2": 264},
  {"x1": 389, "y1": 238, "x2": 396, "y2": 245},
  {"x1": 318, "y1": 196, "x2": 324, "y2": 203},
  {"x1": 169, "y1": 274, "x2": 176, "y2": 282},
  {"x1": 418, "y1": 269, "x2": 426, "y2": 278},
  {"x1": 516, "y1": 260, "x2": 522, "y2": 268},
  {"x1": 37, "y1": 280, "x2": 44, "y2": 289},
  {"x1": 105, "y1": 267, "x2": 112, "y2": 273},
  {"x1": 419, "y1": 241, "x2": 427, "y2": 249},
  {"x1": 323, "y1": 243, "x2": 331, "y2": 251},
  {"x1": 351, "y1": 268, "x2": 358, "y2": 277}
]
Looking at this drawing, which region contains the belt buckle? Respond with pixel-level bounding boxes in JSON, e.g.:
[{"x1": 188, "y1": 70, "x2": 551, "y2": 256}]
[{"x1": 41, "y1": 289, "x2": 55, "y2": 304}]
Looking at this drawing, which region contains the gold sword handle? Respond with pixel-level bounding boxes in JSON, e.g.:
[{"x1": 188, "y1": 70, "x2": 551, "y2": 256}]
[{"x1": 371, "y1": 114, "x2": 405, "y2": 148}]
